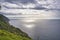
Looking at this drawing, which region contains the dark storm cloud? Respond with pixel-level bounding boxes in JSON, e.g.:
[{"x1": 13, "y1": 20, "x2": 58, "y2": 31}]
[{"x1": 5, "y1": 0, "x2": 37, "y2": 4}]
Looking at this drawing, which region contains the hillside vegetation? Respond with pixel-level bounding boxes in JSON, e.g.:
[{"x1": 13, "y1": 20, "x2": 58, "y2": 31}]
[{"x1": 0, "y1": 14, "x2": 32, "y2": 40}]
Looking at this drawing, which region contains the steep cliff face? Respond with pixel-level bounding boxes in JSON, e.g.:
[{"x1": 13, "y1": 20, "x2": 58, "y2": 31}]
[{"x1": 0, "y1": 14, "x2": 32, "y2": 40}]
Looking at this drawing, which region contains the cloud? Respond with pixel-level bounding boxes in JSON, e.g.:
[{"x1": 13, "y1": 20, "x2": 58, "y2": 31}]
[
  {"x1": 5, "y1": 0, "x2": 36, "y2": 5},
  {"x1": 0, "y1": 0, "x2": 60, "y2": 19},
  {"x1": 2, "y1": 1, "x2": 46, "y2": 9},
  {"x1": 2, "y1": 1, "x2": 36, "y2": 9},
  {"x1": 3, "y1": 0, "x2": 37, "y2": 10},
  {"x1": 4, "y1": 0, "x2": 47, "y2": 9},
  {"x1": 3, "y1": 0, "x2": 60, "y2": 9},
  {"x1": 3, "y1": 2, "x2": 20, "y2": 8},
  {"x1": 44, "y1": 0, "x2": 60, "y2": 9},
  {"x1": 1, "y1": 9, "x2": 60, "y2": 19}
]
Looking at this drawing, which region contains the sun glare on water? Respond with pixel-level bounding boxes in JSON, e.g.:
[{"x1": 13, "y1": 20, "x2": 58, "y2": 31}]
[{"x1": 24, "y1": 24, "x2": 35, "y2": 28}]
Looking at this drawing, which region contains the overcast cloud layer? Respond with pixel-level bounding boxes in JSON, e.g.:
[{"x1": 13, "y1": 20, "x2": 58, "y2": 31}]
[
  {"x1": 0, "y1": 0, "x2": 60, "y2": 19},
  {"x1": 1, "y1": 0, "x2": 60, "y2": 9}
]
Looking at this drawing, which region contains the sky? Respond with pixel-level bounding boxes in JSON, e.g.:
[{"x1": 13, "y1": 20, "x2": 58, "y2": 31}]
[
  {"x1": 0, "y1": 0, "x2": 60, "y2": 19},
  {"x1": 1, "y1": 0, "x2": 60, "y2": 9}
]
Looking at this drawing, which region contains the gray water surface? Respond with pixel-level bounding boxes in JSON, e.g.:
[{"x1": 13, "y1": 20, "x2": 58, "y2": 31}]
[{"x1": 9, "y1": 19, "x2": 60, "y2": 40}]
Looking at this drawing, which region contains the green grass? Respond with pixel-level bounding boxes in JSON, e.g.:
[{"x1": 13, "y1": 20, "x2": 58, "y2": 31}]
[
  {"x1": 0, "y1": 14, "x2": 32, "y2": 40},
  {"x1": 0, "y1": 30, "x2": 31, "y2": 40}
]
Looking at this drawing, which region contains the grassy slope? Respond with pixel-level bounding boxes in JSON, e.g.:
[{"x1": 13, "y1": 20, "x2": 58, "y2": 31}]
[
  {"x1": 0, "y1": 30, "x2": 31, "y2": 40},
  {"x1": 0, "y1": 14, "x2": 32, "y2": 40}
]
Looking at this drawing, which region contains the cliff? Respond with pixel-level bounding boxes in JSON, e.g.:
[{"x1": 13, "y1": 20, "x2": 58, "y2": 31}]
[{"x1": 0, "y1": 14, "x2": 32, "y2": 40}]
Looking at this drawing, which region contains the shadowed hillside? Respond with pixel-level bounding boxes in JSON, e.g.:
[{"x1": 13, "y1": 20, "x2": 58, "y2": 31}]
[{"x1": 0, "y1": 14, "x2": 32, "y2": 40}]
